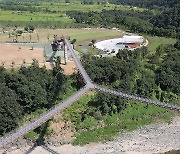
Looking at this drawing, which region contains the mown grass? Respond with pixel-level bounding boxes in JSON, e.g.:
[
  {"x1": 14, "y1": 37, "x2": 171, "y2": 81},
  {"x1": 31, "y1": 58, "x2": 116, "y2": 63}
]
[
  {"x1": 145, "y1": 36, "x2": 176, "y2": 53},
  {"x1": 25, "y1": 130, "x2": 39, "y2": 140},
  {"x1": 0, "y1": 10, "x2": 73, "y2": 22},
  {"x1": 70, "y1": 30, "x2": 123, "y2": 44},
  {"x1": 88, "y1": 46, "x2": 102, "y2": 55},
  {"x1": 63, "y1": 92, "x2": 177, "y2": 146},
  {"x1": 0, "y1": 28, "x2": 123, "y2": 43},
  {"x1": 47, "y1": 3, "x2": 146, "y2": 13},
  {"x1": 0, "y1": 2, "x2": 146, "y2": 23}
]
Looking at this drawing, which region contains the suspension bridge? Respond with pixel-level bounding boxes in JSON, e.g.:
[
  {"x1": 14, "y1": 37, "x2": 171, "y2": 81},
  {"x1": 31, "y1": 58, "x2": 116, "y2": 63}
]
[{"x1": 0, "y1": 38, "x2": 179, "y2": 149}]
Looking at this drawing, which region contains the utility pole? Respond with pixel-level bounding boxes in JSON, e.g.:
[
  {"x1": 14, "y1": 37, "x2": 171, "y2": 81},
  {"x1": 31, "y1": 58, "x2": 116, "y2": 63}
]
[{"x1": 64, "y1": 40, "x2": 68, "y2": 65}]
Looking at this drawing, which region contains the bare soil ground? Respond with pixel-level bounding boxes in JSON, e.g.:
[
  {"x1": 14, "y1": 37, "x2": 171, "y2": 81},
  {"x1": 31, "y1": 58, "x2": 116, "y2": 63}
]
[
  {"x1": 45, "y1": 61, "x2": 77, "y2": 75},
  {"x1": 0, "y1": 43, "x2": 45, "y2": 67},
  {"x1": 48, "y1": 113, "x2": 74, "y2": 145},
  {"x1": 61, "y1": 61, "x2": 77, "y2": 75},
  {"x1": 0, "y1": 43, "x2": 76, "y2": 75}
]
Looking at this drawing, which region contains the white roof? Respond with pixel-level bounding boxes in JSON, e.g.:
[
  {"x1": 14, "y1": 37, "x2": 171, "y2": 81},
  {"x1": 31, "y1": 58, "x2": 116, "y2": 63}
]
[
  {"x1": 94, "y1": 35, "x2": 144, "y2": 53},
  {"x1": 94, "y1": 38, "x2": 125, "y2": 53},
  {"x1": 122, "y1": 35, "x2": 144, "y2": 43}
]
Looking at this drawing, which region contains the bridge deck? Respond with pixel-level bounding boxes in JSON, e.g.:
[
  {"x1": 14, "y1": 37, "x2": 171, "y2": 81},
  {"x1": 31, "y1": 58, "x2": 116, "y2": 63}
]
[{"x1": 0, "y1": 39, "x2": 179, "y2": 149}]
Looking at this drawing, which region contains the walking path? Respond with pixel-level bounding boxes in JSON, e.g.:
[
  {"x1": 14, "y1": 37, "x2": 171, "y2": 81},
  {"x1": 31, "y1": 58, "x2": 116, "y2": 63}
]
[{"x1": 0, "y1": 38, "x2": 179, "y2": 150}]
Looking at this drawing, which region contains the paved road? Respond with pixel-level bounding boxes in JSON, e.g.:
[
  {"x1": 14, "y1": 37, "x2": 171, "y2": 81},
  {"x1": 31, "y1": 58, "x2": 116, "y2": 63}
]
[{"x1": 0, "y1": 39, "x2": 179, "y2": 149}]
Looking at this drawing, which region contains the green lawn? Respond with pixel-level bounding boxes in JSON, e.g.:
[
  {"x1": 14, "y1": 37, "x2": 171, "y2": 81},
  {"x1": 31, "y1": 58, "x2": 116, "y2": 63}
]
[
  {"x1": 0, "y1": 28, "x2": 124, "y2": 43},
  {"x1": 145, "y1": 36, "x2": 176, "y2": 52},
  {"x1": 47, "y1": 3, "x2": 146, "y2": 13},
  {"x1": 0, "y1": 10, "x2": 73, "y2": 22},
  {"x1": 71, "y1": 30, "x2": 123, "y2": 44},
  {"x1": 0, "y1": 2, "x2": 146, "y2": 23}
]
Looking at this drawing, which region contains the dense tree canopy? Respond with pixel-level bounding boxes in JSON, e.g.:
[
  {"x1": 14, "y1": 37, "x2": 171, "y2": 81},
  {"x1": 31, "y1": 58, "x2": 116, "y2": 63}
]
[
  {"x1": 86, "y1": 92, "x2": 126, "y2": 119},
  {"x1": 109, "y1": 0, "x2": 179, "y2": 9},
  {"x1": 0, "y1": 83, "x2": 22, "y2": 135},
  {"x1": 150, "y1": 5, "x2": 180, "y2": 36},
  {"x1": 83, "y1": 41, "x2": 180, "y2": 106},
  {"x1": 0, "y1": 60, "x2": 65, "y2": 135},
  {"x1": 156, "y1": 48, "x2": 180, "y2": 95},
  {"x1": 67, "y1": 5, "x2": 180, "y2": 38}
]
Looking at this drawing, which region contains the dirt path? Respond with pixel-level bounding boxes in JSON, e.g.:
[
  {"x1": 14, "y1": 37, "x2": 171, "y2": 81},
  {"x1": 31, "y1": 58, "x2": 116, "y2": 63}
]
[{"x1": 3, "y1": 116, "x2": 179, "y2": 154}]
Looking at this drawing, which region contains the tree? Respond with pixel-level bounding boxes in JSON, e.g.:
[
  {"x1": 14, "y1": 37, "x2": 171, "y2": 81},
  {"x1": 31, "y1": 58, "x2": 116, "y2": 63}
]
[
  {"x1": 29, "y1": 33, "x2": 32, "y2": 42},
  {"x1": 29, "y1": 25, "x2": 35, "y2": 32},
  {"x1": 24, "y1": 26, "x2": 29, "y2": 31},
  {"x1": 0, "y1": 84, "x2": 22, "y2": 135},
  {"x1": 37, "y1": 33, "x2": 39, "y2": 42},
  {"x1": 156, "y1": 50, "x2": 180, "y2": 94},
  {"x1": 47, "y1": 34, "x2": 50, "y2": 42},
  {"x1": 65, "y1": 0, "x2": 70, "y2": 3},
  {"x1": 16, "y1": 30, "x2": 23, "y2": 35},
  {"x1": 88, "y1": 92, "x2": 126, "y2": 116},
  {"x1": 174, "y1": 40, "x2": 180, "y2": 50},
  {"x1": 156, "y1": 44, "x2": 165, "y2": 56},
  {"x1": 16, "y1": 81, "x2": 48, "y2": 112},
  {"x1": 91, "y1": 39, "x2": 96, "y2": 45},
  {"x1": 53, "y1": 56, "x2": 63, "y2": 76},
  {"x1": 71, "y1": 39, "x2": 77, "y2": 44}
]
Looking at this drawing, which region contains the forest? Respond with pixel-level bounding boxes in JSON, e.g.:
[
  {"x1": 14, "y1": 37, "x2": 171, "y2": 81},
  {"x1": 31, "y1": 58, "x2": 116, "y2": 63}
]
[
  {"x1": 67, "y1": 4, "x2": 180, "y2": 38},
  {"x1": 109, "y1": 0, "x2": 179, "y2": 9},
  {"x1": 0, "y1": 0, "x2": 179, "y2": 145},
  {"x1": 62, "y1": 40, "x2": 180, "y2": 145},
  {"x1": 83, "y1": 41, "x2": 180, "y2": 103},
  {"x1": 0, "y1": 58, "x2": 80, "y2": 135}
]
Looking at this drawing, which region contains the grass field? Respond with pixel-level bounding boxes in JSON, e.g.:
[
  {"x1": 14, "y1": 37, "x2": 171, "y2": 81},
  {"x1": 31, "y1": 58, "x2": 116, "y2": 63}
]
[
  {"x1": 45, "y1": 3, "x2": 146, "y2": 13},
  {"x1": 0, "y1": 2, "x2": 146, "y2": 23},
  {"x1": 145, "y1": 36, "x2": 176, "y2": 52},
  {"x1": 0, "y1": 10, "x2": 73, "y2": 22},
  {"x1": 0, "y1": 28, "x2": 124, "y2": 44}
]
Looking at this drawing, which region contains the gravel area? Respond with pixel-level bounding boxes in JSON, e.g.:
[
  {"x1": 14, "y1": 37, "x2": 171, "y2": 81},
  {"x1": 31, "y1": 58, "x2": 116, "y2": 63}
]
[{"x1": 2, "y1": 116, "x2": 179, "y2": 154}]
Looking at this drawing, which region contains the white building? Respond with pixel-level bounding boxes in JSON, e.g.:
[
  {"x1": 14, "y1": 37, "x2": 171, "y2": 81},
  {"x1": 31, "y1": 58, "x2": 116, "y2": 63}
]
[
  {"x1": 121, "y1": 35, "x2": 144, "y2": 44},
  {"x1": 94, "y1": 35, "x2": 144, "y2": 54}
]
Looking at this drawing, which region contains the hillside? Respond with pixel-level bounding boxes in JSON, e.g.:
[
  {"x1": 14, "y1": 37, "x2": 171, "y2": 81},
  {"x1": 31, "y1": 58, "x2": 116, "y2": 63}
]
[
  {"x1": 150, "y1": 5, "x2": 180, "y2": 36},
  {"x1": 67, "y1": 4, "x2": 180, "y2": 38},
  {"x1": 109, "y1": 0, "x2": 180, "y2": 9},
  {"x1": 0, "y1": 0, "x2": 179, "y2": 152}
]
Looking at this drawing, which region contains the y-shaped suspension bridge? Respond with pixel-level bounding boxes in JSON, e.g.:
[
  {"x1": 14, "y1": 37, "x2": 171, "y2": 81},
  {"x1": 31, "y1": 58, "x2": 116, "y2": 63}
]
[{"x1": 0, "y1": 38, "x2": 179, "y2": 149}]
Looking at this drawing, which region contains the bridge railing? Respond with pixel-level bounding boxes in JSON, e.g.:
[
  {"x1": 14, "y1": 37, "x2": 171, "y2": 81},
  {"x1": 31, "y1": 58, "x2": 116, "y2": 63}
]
[
  {"x1": 94, "y1": 84, "x2": 180, "y2": 111},
  {"x1": 64, "y1": 39, "x2": 92, "y2": 84},
  {"x1": 0, "y1": 38, "x2": 179, "y2": 150},
  {"x1": 0, "y1": 86, "x2": 90, "y2": 149}
]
